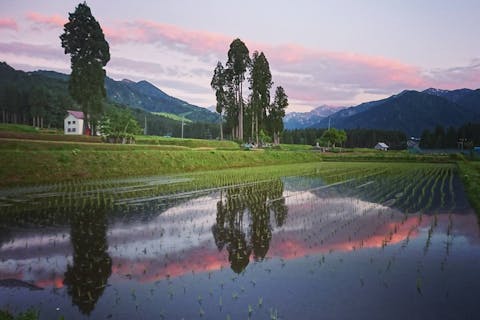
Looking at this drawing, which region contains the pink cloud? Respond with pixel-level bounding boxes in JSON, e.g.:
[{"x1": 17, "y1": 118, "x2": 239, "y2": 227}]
[
  {"x1": 3, "y1": 16, "x2": 479, "y2": 110},
  {"x1": 99, "y1": 19, "x2": 430, "y2": 106},
  {"x1": 104, "y1": 20, "x2": 230, "y2": 58},
  {"x1": 26, "y1": 12, "x2": 66, "y2": 29},
  {"x1": 0, "y1": 18, "x2": 18, "y2": 30}
]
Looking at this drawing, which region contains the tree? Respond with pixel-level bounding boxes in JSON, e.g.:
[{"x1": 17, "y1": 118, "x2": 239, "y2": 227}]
[
  {"x1": 211, "y1": 61, "x2": 226, "y2": 140},
  {"x1": 320, "y1": 128, "x2": 347, "y2": 148},
  {"x1": 28, "y1": 86, "x2": 49, "y2": 128},
  {"x1": 99, "y1": 107, "x2": 141, "y2": 143},
  {"x1": 64, "y1": 208, "x2": 111, "y2": 315},
  {"x1": 226, "y1": 39, "x2": 250, "y2": 141},
  {"x1": 249, "y1": 51, "x2": 272, "y2": 145},
  {"x1": 60, "y1": 2, "x2": 110, "y2": 135},
  {"x1": 268, "y1": 86, "x2": 288, "y2": 145}
]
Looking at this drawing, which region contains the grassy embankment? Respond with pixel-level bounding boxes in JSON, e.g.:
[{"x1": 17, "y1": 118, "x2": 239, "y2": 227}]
[{"x1": 0, "y1": 138, "x2": 324, "y2": 187}]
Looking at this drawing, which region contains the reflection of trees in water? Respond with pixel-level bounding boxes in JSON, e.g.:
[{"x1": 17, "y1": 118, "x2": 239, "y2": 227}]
[
  {"x1": 212, "y1": 179, "x2": 287, "y2": 273},
  {"x1": 63, "y1": 208, "x2": 112, "y2": 315},
  {"x1": 0, "y1": 227, "x2": 12, "y2": 248}
]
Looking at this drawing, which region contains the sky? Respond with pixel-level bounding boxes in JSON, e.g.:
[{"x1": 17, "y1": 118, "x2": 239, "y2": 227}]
[{"x1": 1, "y1": 0, "x2": 479, "y2": 113}]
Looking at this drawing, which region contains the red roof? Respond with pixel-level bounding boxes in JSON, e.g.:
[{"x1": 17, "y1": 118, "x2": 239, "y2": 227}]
[{"x1": 67, "y1": 110, "x2": 84, "y2": 119}]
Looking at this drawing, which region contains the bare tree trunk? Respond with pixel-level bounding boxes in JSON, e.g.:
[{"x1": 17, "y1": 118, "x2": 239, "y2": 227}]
[
  {"x1": 274, "y1": 131, "x2": 280, "y2": 145},
  {"x1": 251, "y1": 111, "x2": 254, "y2": 143},
  {"x1": 219, "y1": 112, "x2": 223, "y2": 140},
  {"x1": 40, "y1": 117, "x2": 43, "y2": 128},
  {"x1": 238, "y1": 81, "x2": 243, "y2": 142},
  {"x1": 255, "y1": 114, "x2": 259, "y2": 146}
]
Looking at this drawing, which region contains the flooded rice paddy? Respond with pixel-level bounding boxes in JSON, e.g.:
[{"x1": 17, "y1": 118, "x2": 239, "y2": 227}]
[{"x1": 1, "y1": 162, "x2": 479, "y2": 319}]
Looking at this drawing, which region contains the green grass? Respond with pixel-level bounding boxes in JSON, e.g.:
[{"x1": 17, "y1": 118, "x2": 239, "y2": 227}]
[
  {"x1": 458, "y1": 160, "x2": 480, "y2": 215},
  {"x1": 0, "y1": 129, "x2": 102, "y2": 143},
  {"x1": 0, "y1": 123, "x2": 39, "y2": 133},
  {"x1": 278, "y1": 143, "x2": 313, "y2": 151},
  {"x1": 151, "y1": 112, "x2": 193, "y2": 123},
  {"x1": 135, "y1": 135, "x2": 239, "y2": 149},
  {"x1": 0, "y1": 140, "x2": 325, "y2": 186}
]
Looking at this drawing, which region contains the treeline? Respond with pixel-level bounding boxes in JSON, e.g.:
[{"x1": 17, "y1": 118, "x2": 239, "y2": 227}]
[
  {"x1": 211, "y1": 39, "x2": 288, "y2": 144},
  {"x1": 0, "y1": 63, "x2": 75, "y2": 128},
  {"x1": 420, "y1": 123, "x2": 480, "y2": 149},
  {"x1": 282, "y1": 128, "x2": 407, "y2": 149},
  {"x1": 0, "y1": 62, "x2": 221, "y2": 139}
]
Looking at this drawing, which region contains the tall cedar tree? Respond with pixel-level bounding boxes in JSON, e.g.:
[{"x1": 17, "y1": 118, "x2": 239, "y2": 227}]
[
  {"x1": 269, "y1": 86, "x2": 288, "y2": 144},
  {"x1": 211, "y1": 61, "x2": 226, "y2": 140},
  {"x1": 226, "y1": 39, "x2": 250, "y2": 141},
  {"x1": 60, "y1": 2, "x2": 110, "y2": 134},
  {"x1": 249, "y1": 51, "x2": 272, "y2": 145}
]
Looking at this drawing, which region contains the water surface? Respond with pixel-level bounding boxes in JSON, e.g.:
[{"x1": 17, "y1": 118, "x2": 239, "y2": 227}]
[{"x1": 1, "y1": 163, "x2": 479, "y2": 319}]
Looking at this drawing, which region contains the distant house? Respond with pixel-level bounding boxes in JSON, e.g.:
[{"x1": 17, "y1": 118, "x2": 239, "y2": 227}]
[
  {"x1": 407, "y1": 137, "x2": 421, "y2": 153},
  {"x1": 374, "y1": 142, "x2": 389, "y2": 151},
  {"x1": 64, "y1": 110, "x2": 84, "y2": 135},
  {"x1": 407, "y1": 137, "x2": 421, "y2": 149}
]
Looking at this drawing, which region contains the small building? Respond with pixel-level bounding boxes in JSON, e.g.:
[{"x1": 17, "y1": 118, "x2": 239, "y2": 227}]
[
  {"x1": 64, "y1": 110, "x2": 84, "y2": 135},
  {"x1": 374, "y1": 142, "x2": 389, "y2": 151},
  {"x1": 407, "y1": 137, "x2": 420, "y2": 149}
]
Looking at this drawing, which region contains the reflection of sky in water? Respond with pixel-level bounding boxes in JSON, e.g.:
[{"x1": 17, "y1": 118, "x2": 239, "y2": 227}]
[
  {"x1": 1, "y1": 175, "x2": 480, "y2": 319},
  {"x1": 1, "y1": 191, "x2": 479, "y2": 284}
]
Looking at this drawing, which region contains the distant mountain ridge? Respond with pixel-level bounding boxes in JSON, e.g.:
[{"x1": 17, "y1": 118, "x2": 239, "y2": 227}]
[
  {"x1": 24, "y1": 67, "x2": 217, "y2": 123},
  {"x1": 310, "y1": 88, "x2": 480, "y2": 136},
  {"x1": 284, "y1": 105, "x2": 343, "y2": 129},
  {"x1": 103, "y1": 77, "x2": 217, "y2": 122}
]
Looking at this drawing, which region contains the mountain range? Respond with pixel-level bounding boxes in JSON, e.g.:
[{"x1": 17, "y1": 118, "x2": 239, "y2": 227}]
[
  {"x1": 2, "y1": 62, "x2": 480, "y2": 136},
  {"x1": 284, "y1": 105, "x2": 343, "y2": 129},
  {"x1": 0, "y1": 62, "x2": 217, "y2": 123},
  {"x1": 302, "y1": 88, "x2": 480, "y2": 136}
]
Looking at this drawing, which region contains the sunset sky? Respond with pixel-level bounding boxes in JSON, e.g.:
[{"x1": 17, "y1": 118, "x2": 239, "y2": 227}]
[{"x1": 1, "y1": 0, "x2": 479, "y2": 112}]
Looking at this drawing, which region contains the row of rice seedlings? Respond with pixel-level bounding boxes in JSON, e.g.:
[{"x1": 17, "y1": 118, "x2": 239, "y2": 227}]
[
  {"x1": 394, "y1": 167, "x2": 439, "y2": 212},
  {"x1": 438, "y1": 166, "x2": 451, "y2": 208},
  {"x1": 414, "y1": 167, "x2": 443, "y2": 212},
  {"x1": 354, "y1": 169, "x2": 409, "y2": 204},
  {"x1": 346, "y1": 164, "x2": 416, "y2": 207},
  {"x1": 424, "y1": 167, "x2": 451, "y2": 212},
  {"x1": 448, "y1": 166, "x2": 456, "y2": 210}
]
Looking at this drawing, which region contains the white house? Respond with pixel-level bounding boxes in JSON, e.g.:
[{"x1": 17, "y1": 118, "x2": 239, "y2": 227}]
[
  {"x1": 374, "y1": 142, "x2": 389, "y2": 151},
  {"x1": 64, "y1": 110, "x2": 84, "y2": 135}
]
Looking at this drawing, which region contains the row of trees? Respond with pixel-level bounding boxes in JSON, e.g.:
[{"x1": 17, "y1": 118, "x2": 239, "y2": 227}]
[
  {"x1": 0, "y1": 84, "x2": 74, "y2": 128},
  {"x1": 420, "y1": 123, "x2": 480, "y2": 149},
  {"x1": 211, "y1": 39, "x2": 288, "y2": 144},
  {"x1": 282, "y1": 128, "x2": 407, "y2": 149}
]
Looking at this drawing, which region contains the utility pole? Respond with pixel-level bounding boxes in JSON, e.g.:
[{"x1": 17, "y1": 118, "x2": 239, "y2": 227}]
[
  {"x1": 181, "y1": 117, "x2": 185, "y2": 139},
  {"x1": 143, "y1": 115, "x2": 147, "y2": 135}
]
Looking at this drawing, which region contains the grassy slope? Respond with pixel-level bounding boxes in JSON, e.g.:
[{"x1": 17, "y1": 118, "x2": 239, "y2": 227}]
[
  {"x1": 135, "y1": 135, "x2": 239, "y2": 149},
  {"x1": 0, "y1": 142, "x2": 455, "y2": 188},
  {"x1": 151, "y1": 112, "x2": 193, "y2": 123},
  {"x1": 0, "y1": 140, "x2": 324, "y2": 186}
]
